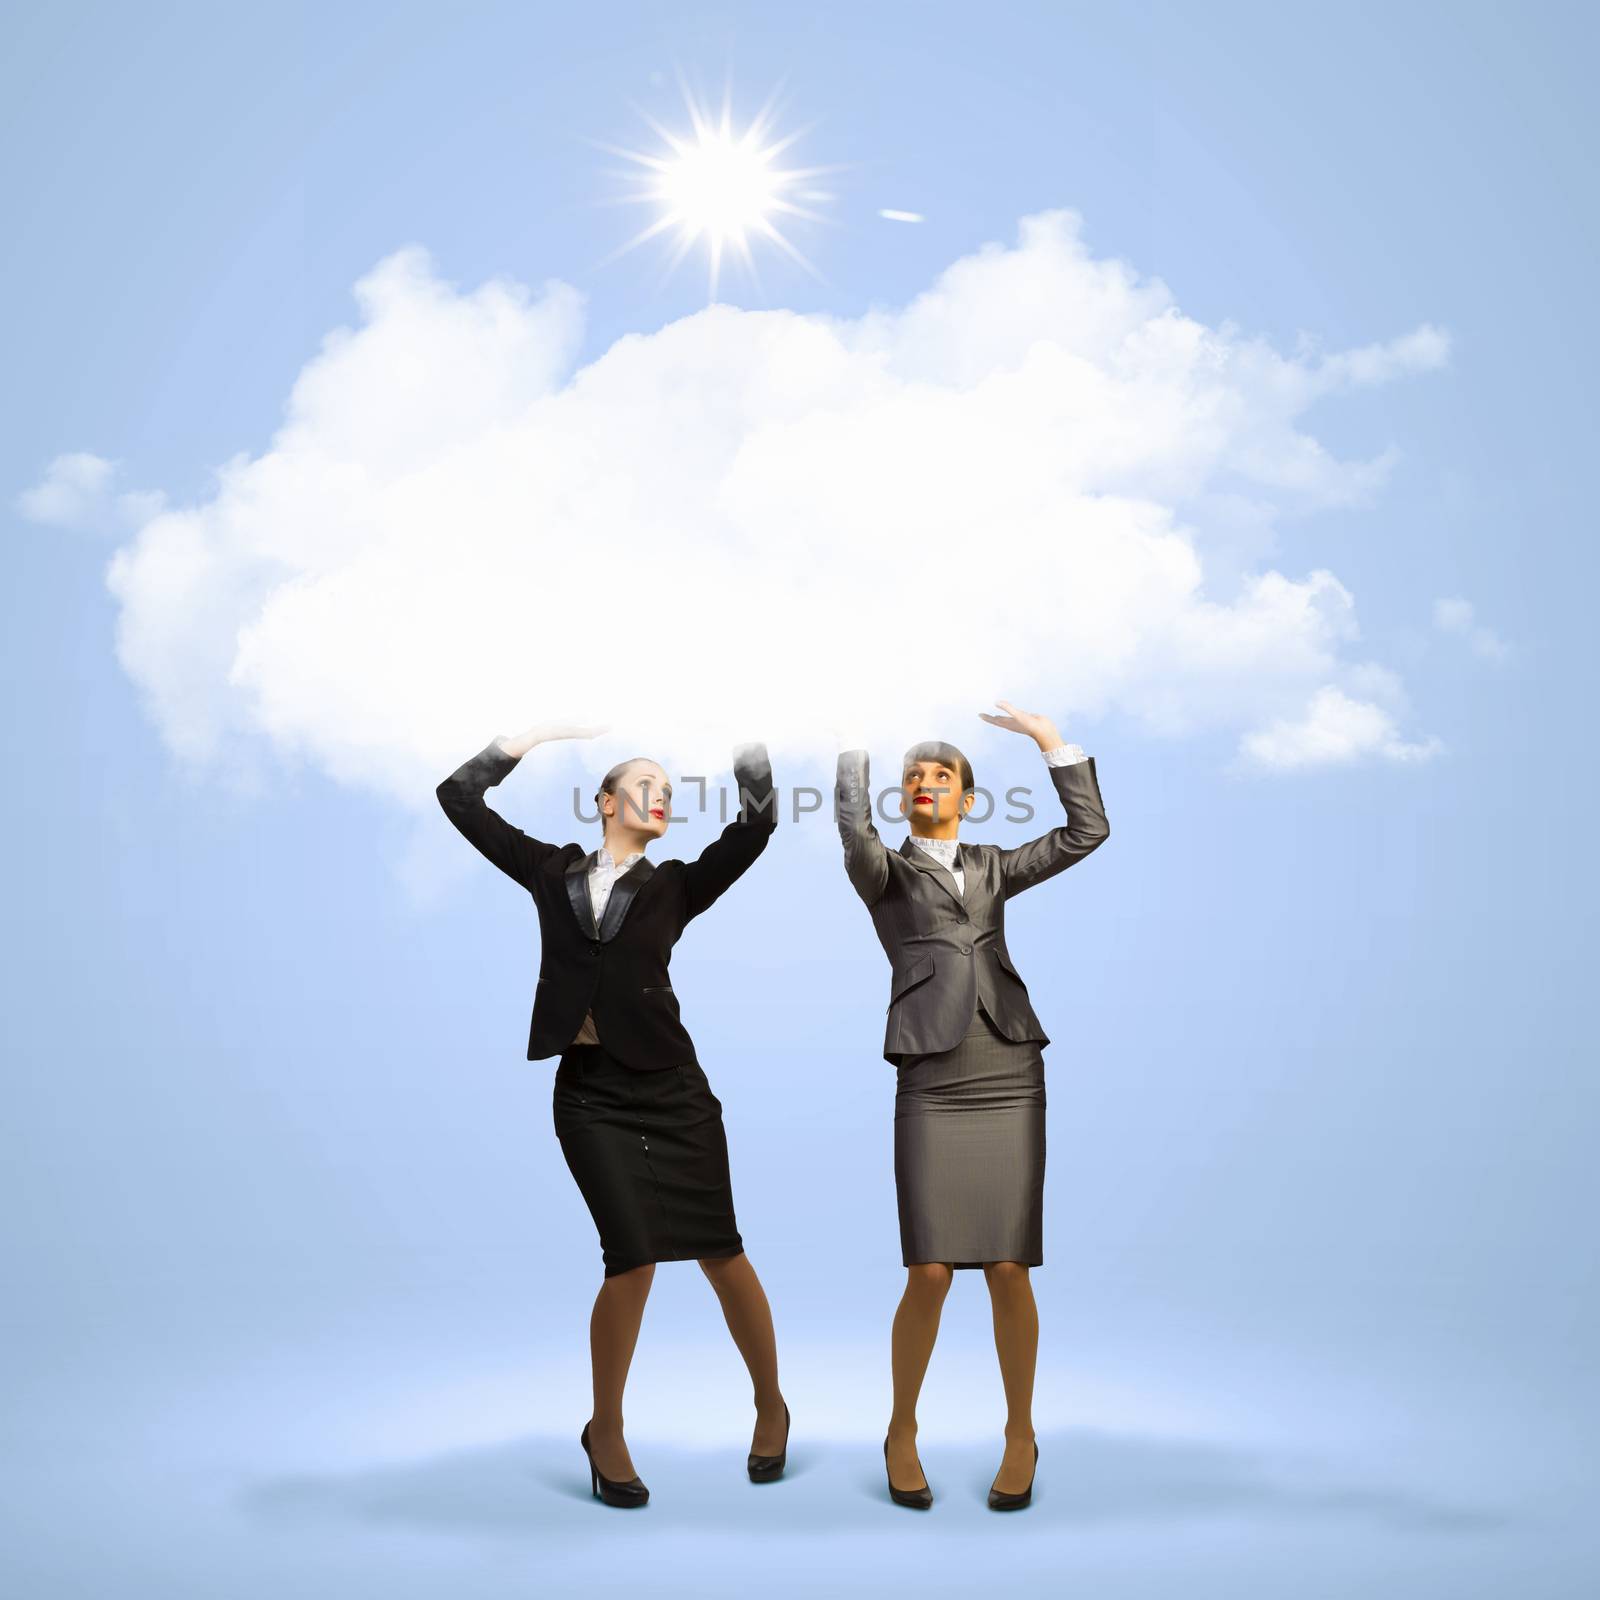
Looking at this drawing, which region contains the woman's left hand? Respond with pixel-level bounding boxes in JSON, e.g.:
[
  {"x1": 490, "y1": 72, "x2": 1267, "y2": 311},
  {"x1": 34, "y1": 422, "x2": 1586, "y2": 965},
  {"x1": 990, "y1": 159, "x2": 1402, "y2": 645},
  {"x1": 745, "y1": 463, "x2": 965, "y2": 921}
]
[{"x1": 979, "y1": 699, "x2": 1064, "y2": 751}]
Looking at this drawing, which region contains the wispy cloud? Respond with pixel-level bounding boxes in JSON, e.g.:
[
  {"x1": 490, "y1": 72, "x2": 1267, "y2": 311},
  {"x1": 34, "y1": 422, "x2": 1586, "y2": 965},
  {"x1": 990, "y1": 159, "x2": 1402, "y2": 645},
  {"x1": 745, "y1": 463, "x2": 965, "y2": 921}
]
[
  {"x1": 1433, "y1": 596, "x2": 1509, "y2": 662},
  {"x1": 16, "y1": 452, "x2": 164, "y2": 533},
  {"x1": 80, "y1": 208, "x2": 1447, "y2": 799},
  {"x1": 1235, "y1": 684, "x2": 1443, "y2": 772}
]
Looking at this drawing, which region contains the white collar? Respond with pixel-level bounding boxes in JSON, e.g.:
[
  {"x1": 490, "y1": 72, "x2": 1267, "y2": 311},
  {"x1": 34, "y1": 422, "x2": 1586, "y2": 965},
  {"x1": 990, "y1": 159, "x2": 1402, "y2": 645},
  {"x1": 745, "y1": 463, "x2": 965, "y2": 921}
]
[{"x1": 596, "y1": 844, "x2": 646, "y2": 871}]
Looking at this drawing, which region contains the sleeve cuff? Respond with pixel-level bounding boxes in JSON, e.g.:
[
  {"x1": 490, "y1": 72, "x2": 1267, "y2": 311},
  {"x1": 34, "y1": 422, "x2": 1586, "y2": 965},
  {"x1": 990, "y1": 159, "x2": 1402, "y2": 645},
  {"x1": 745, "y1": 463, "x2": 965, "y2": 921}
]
[
  {"x1": 1041, "y1": 743, "x2": 1088, "y2": 767},
  {"x1": 731, "y1": 740, "x2": 773, "y2": 783}
]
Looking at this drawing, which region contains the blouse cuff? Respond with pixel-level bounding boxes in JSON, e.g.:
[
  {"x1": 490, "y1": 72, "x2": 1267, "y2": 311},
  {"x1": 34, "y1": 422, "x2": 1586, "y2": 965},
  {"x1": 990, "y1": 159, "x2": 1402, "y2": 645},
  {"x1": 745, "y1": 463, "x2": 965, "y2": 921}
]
[{"x1": 1041, "y1": 743, "x2": 1088, "y2": 767}]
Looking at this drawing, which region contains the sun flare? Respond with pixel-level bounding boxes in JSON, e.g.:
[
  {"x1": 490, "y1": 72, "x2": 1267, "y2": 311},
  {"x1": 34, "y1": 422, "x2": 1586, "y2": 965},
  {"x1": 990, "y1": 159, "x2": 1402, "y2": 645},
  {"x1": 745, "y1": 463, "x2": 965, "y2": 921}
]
[
  {"x1": 589, "y1": 81, "x2": 841, "y2": 301},
  {"x1": 661, "y1": 130, "x2": 781, "y2": 241}
]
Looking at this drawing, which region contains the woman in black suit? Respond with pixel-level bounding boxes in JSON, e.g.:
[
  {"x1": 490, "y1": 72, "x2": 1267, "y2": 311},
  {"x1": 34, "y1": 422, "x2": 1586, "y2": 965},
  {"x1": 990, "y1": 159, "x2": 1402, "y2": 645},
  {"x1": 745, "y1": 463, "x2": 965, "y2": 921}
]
[{"x1": 436, "y1": 720, "x2": 790, "y2": 1506}]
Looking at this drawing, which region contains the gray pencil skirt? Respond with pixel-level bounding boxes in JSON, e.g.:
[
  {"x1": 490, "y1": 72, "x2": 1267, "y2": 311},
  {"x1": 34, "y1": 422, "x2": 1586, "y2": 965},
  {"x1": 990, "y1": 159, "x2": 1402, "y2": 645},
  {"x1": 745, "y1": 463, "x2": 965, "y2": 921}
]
[{"x1": 894, "y1": 1004, "x2": 1046, "y2": 1269}]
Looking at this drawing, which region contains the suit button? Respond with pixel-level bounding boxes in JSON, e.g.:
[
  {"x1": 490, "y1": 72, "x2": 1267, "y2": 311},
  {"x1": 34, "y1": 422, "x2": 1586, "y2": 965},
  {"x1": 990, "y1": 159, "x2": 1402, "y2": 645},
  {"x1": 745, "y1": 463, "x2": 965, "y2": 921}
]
[
  {"x1": 960, "y1": 944, "x2": 971, "y2": 954},
  {"x1": 590, "y1": 941, "x2": 600, "y2": 953},
  {"x1": 957, "y1": 913, "x2": 969, "y2": 922}
]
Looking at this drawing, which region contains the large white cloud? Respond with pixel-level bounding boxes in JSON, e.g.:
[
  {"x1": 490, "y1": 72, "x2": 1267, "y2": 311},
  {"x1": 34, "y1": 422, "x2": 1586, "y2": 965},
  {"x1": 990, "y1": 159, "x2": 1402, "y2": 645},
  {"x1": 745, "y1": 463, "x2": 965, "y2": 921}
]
[{"x1": 92, "y1": 207, "x2": 1447, "y2": 805}]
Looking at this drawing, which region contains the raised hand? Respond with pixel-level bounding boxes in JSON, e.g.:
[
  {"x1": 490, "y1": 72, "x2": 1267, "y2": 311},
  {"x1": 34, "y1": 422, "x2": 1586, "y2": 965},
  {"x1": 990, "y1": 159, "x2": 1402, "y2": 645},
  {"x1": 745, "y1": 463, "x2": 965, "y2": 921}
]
[
  {"x1": 496, "y1": 721, "x2": 610, "y2": 758},
  {"x1": 977, "y1": 699, "x2": 1064, "y2": 752}
]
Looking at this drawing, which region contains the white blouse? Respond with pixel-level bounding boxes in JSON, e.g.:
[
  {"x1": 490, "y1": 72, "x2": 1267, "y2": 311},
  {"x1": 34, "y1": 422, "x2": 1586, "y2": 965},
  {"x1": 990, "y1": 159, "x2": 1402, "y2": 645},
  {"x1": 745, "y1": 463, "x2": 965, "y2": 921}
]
[
  {"x1": 588, "y1": 842, "x2": 645, "y2": 924},
  {"x1": 570, "y1": 845, "x2": 646, "y2": 1047},
  {"x1": 908, "y1": 742, "x2": 1087, "y2": 896}
]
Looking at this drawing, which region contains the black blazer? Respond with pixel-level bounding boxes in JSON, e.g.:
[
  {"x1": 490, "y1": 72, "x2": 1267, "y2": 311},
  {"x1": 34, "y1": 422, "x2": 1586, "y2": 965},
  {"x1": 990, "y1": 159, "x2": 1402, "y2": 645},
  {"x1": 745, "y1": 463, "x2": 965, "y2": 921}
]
[{"x1": 437, "y1": 738, "x2": 777, "y2": 1071}]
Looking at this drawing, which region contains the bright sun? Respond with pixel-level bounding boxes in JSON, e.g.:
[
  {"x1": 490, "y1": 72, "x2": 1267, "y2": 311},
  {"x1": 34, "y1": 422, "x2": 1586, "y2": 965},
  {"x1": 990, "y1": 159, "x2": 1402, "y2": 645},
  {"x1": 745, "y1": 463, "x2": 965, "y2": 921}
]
[{"x1": 589, "y1": 81, "x2": 841, "y2": 301}]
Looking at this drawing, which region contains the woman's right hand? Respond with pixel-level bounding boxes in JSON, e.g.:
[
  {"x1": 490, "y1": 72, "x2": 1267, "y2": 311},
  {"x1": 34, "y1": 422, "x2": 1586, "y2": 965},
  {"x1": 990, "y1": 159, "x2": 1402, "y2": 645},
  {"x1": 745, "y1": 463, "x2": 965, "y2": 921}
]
[{"x1": 496, "y1": 721, "x2": 610, "y2": 758}]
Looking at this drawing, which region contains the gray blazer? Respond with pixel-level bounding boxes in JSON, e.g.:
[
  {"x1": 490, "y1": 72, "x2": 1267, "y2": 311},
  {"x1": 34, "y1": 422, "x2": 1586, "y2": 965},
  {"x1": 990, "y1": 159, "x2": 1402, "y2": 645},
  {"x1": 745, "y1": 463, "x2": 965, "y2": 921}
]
[{"x1": 835, "y1": 748, "x2": 1110, "y2": 1063}]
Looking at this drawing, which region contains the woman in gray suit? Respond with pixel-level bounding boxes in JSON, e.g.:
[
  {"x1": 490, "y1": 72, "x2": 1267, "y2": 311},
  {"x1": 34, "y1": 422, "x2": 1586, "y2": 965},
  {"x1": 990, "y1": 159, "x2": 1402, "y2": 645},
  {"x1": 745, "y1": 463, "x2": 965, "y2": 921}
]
[{"x1": 835, "y1": 700, "x2": 1110, "y2": 1512}]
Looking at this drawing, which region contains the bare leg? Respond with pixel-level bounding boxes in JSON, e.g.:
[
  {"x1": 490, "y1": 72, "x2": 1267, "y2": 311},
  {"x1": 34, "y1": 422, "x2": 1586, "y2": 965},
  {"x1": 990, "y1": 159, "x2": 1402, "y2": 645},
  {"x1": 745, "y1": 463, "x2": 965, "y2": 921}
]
[
  {"x1": 887, "y1": 1262, "x2": 954, "y2": 1489},
  {"x1": 982, "y1": 1260, "x2": 1038, "y2": 1493},
  {"x1": 699, "y1": 1251, "x2": 787, "y2": 1453},
  {"x1": 585, "y1": 1262, "x2": 655, "y2": 1480}
]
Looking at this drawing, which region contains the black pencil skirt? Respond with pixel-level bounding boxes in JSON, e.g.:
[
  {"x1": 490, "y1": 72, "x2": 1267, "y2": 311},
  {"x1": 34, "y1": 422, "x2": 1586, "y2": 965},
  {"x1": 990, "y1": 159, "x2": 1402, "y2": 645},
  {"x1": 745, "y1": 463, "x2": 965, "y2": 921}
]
[{"x1": 552, "y1": 1043, "x2": 745, "y2": 1278}]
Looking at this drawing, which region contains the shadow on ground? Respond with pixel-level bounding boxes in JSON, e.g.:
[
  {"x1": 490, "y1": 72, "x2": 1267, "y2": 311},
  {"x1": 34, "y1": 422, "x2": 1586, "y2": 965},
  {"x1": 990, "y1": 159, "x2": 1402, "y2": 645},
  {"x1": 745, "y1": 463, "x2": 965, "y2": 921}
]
[{"x1": 240, "y1": 1427, "x2": 1509, "y2": 1539}]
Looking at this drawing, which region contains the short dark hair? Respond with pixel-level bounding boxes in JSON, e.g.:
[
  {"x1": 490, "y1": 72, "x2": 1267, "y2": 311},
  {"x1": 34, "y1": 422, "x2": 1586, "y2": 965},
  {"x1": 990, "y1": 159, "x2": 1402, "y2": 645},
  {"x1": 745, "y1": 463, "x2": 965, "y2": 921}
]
[
  {"x1": 902, "y1": 740, "x2": 975, "y2": 798},
  {"x1": 596, "y1": 756, "x2": 660, "y2": 825}
]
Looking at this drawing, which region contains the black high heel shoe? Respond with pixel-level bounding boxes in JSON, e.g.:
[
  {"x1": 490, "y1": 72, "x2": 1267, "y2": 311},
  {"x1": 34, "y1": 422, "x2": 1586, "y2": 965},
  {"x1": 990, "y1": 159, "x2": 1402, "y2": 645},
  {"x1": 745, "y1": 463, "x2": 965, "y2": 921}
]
[
  {"x1": 987, "y1": 1439, "x2": 1038, "y2": 1511},
  {"x1": 883, "y1": 1436, "x2": 933, "y2": 1509},
  {"x1": 580, "y1": 1421, "x2": 649, "y2": 1508},
  {"x1": 747, "y1": 1399, "x2": 791, "y2": 1482}
]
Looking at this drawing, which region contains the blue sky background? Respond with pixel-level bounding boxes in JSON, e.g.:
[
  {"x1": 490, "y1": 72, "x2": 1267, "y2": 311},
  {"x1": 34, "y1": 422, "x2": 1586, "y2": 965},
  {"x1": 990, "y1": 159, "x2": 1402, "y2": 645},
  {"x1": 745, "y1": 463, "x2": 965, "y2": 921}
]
[{"x1": 3, "y1": 3, "x2": 1595, "y2": 1596}]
